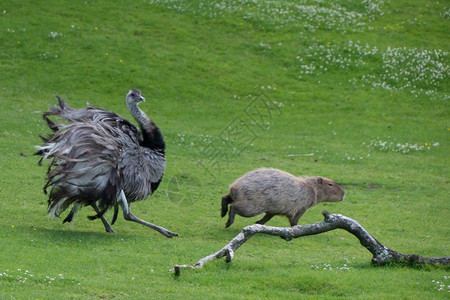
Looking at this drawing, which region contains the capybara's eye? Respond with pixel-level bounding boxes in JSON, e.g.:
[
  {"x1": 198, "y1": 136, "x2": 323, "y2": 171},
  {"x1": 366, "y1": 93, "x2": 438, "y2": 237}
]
[{"x1": 328, "y1": 184, "x2": 333, "y2": 187}]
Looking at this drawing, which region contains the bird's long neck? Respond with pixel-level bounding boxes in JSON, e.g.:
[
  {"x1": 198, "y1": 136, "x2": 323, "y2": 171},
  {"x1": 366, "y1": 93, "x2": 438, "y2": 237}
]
[{"x1": 127, "y1": 101, "x2": 165, "y2": 151}]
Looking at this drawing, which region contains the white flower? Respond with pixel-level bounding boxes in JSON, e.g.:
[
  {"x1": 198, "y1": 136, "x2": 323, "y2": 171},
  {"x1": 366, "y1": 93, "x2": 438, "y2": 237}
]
[{"x1": 49, "y1": 32, "x2": 62, "y2": 38}]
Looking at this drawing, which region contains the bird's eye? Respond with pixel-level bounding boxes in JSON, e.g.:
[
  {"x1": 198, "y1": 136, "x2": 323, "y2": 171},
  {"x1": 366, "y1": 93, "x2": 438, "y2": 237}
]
[{"x1": 130, "y1": 93, "x2": 135, "y2": 97}]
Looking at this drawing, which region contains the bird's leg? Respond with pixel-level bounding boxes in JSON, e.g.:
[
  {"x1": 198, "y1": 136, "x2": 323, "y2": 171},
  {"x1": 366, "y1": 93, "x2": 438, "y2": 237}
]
[
  {"x1": 63, "y1": 203, "x2": 80, "y2": 224},
  {"x1": 111, "y1": 202, "x2": 119, "y2": 225},
  {"x1": 91, "y1": 202, "x2": 115, "y2": 233},
  {"x1": 117, "y1": 190, "x2": 178, "y2": 238}
]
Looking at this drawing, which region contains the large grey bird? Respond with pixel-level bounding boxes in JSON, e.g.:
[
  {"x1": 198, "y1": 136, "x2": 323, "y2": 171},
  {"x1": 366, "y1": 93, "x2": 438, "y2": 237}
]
[{"x1": 35, "y1": 89, "x2": 178, "y2": 238}]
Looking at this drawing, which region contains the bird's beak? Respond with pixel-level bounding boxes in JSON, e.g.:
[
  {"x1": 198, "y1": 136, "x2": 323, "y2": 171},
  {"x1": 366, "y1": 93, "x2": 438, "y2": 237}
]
[{"x1": 140, "y1": 96, "x2": 146, "y2": 102}]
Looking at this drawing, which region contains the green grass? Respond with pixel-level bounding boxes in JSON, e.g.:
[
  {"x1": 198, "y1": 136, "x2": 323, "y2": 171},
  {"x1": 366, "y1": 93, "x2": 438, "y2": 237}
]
[{"x1": 0, "y1": 0, "x2": 449, "y2": 298}]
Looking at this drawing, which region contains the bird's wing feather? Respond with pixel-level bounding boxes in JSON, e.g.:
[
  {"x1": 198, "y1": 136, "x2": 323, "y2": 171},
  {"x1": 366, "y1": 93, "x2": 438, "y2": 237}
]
[{"x1": 45, "y1": 99, "x2": 143, "y2": 142}]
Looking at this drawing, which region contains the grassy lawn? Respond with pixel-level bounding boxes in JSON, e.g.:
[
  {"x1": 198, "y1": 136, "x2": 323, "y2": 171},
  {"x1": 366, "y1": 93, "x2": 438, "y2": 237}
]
[{"x1": 0, "y1": 0, "x2": 448, "y2": 298}]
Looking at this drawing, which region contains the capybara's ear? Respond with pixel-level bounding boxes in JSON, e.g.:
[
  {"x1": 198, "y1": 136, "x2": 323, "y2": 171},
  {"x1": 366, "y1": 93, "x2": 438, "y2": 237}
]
[{"x1": 317, "y1": 177, "x2": 323, "y2": 185}]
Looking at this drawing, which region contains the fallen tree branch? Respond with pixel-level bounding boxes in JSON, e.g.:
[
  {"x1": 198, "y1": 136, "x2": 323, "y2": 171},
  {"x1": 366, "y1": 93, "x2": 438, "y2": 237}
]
[{"x1": 171, "y1": 211, "x2": 449, "y2": 275}]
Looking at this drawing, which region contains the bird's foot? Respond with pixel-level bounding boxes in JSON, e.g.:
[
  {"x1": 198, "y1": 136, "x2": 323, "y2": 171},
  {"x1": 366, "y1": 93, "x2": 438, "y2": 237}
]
[{"x1": 161, "y1": 229, "x2": 179, "y2": 238}]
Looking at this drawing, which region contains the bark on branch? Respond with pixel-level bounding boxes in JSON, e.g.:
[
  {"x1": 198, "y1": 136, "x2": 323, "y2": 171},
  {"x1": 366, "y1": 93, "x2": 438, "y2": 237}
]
[{"x1": 171, "y1": 211, "x2": 449, "y2": 275}]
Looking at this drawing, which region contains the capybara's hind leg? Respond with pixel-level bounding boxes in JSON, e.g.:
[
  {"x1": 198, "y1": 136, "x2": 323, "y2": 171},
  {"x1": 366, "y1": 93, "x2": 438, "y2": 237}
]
[
  {"x1": 225, "y1": 205, "x2": 237, "y2": 228},
  {"x1": 221, "y1": 194, "x2": 232, "y2": 218},
  {"x1": 256, "y1": 213, "x2": 274, "y2": 225}
]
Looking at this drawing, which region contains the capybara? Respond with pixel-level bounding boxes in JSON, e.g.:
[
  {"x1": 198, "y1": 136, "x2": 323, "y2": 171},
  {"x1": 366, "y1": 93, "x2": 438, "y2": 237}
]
[{"x1": 221, "y1": 168, "x2": 344, "y2": 227}]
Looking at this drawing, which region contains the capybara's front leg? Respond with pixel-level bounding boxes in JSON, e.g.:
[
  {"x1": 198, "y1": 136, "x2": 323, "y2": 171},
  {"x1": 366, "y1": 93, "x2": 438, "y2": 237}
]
[
  {"x1": 256, "y1": 213, "x2": 274, "y2": 225},
  {"x1": 289, "y1": 208, "x2": 307, "y2": 226}
]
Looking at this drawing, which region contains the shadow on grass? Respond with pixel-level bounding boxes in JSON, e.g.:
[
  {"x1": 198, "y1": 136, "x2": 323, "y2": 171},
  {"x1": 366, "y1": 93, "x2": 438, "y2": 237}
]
[{"x1": 30, "y1": 225, "x2": 144, "y2": 246}]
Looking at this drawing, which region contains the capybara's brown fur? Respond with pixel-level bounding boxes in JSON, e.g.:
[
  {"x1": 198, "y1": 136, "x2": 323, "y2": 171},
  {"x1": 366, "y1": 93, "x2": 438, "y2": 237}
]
[{"x1": 221, "y1": 168, "x2": 345, "y2": 227}]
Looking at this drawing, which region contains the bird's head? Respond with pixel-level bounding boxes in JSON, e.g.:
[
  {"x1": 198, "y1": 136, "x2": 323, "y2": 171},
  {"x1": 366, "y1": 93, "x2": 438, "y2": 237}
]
[{"x1": 126, "y1": 89, "x2": 145, "y2": 105}]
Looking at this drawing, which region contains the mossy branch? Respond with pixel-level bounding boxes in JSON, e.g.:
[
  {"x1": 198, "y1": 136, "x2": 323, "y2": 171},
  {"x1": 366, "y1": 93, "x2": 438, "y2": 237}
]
[{"x1": 171, "y1": 211, "x2": 449, "y2": 275}]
